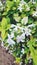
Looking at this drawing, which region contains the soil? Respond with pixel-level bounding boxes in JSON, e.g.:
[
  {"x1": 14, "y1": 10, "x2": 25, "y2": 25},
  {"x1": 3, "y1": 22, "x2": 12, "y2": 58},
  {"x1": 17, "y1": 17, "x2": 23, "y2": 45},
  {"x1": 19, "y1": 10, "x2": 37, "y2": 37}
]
[{"x1": 0, "y1": 46, "x2": 17, "y2": 65}]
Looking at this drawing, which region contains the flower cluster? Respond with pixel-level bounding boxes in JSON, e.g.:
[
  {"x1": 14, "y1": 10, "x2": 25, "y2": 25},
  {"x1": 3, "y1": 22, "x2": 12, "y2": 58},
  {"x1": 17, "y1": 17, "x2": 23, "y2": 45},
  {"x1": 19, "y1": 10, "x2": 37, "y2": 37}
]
[{"x1": 18, "y1": 0, "x2": 30, "y2": 12}]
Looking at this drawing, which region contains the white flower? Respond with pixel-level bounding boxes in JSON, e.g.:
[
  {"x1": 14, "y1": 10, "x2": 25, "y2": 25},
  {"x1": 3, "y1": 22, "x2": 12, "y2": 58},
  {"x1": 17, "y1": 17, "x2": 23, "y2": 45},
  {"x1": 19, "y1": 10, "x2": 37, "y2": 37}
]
[
  {"x1": 20, "y1": 0, "x2": 26, "y2": 5},
  {"x1": 16, "y1": 35, "x2": 21, "y2": 43},
  {"x1": 10, "y1": 32, "x2": 14, "y2": 38},
  {"x1": 18, "y1": 0, "x2": 26, "y2": 12},
  {"x1": 7, "y1": 38, "x2": 15, "y2": 45},
  {"x1": 28, "y1": 24, "x2": 35, "y2": 28},
  {"x1": 0, "y1": 1, "x2": 3, "y2": 6},
  {"x1": 8, "y1": 50, "x2": 12, "y2": 54},
  {"x1": 18, "y1": 6, "x2": 23, "y2": 12},
  {"x1": 16, "y1": 33, "x2": 25, "y2": 43},
  {"x1": 0, "y1": 1, "x2": 4, "y2": 11},
  {"x1": 21, "y1": 48, "x2": 24, "y2": 54},
  {"x1": 13, "y1": 25, "x2": 21, "y2": 32},
  {"x1": 20, "y1": 27, "x2": 24, "y2": 32},
  {"x1": 11, "y1": 24, "x2": 16, "y2": 28},
  {"x1": 13, "y1": 26, "x2": 18, "y2": 32},
  {"x1": 21, "y1": 17, "x2": 28, "y2": 25},
  {"x1": 32, "y1": 11, "x2": 37, "y2": 17},
  {"x1": 7, "y1": 34, "x2": 15, "y2": 45},
  {"x1": 9, "y1": 29, "x2": 12, "y2": 31},
  {"x1": 8, "y1": 34, "x2": 11, "y2": 38},
  {"x1": 25, "y1": 27, "x2": 31, "y2": 36}
]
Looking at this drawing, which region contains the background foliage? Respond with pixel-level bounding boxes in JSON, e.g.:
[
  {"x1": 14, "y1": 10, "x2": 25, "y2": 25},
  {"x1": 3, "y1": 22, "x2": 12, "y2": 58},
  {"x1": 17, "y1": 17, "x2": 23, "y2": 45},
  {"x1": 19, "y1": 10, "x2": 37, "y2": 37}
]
[{"x1": 0, "y1": 0, "x2": 37, "y2": 65}]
